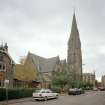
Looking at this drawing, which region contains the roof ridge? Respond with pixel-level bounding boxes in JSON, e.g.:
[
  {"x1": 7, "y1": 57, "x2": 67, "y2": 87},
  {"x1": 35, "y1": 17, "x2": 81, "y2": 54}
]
[
  {"x1": 27, "y1": 52, "x2": 60, "y2": 73},
  {"x1": 29, "y1": 52, "x2": 59, "y2": 60}
]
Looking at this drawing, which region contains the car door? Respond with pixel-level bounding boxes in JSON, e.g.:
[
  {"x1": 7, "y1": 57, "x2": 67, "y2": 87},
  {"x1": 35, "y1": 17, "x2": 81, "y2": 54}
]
[
  {"x1": 51, "y1": 91, "x2": 57, "y2": 98},
  {"x1": 46, "y1": 90, "x2": 53, "y2": 99},
  {"x1": 49, "y1": 90, "x2": 55, "y2": 98}
]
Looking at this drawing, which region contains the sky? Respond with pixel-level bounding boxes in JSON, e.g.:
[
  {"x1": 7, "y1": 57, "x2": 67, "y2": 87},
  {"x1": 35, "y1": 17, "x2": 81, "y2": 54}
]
[{"x1": 0, "y1": 0, "x2": 105, "y2": 81}]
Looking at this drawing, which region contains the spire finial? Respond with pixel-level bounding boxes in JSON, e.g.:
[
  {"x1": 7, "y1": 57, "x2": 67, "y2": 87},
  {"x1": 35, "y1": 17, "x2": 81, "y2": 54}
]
[
  {"x1": 73, "y1": 0, "x2": 76, "y2": 13},
  {"x1": 72, "y1": 0, "x2": 76, "y2": 16}
]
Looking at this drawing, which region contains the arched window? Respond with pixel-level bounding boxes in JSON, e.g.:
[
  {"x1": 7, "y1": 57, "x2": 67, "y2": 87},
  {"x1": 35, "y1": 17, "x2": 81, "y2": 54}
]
[{"x1": 0, "y1": 62, "x2": 6, "y2": 71}]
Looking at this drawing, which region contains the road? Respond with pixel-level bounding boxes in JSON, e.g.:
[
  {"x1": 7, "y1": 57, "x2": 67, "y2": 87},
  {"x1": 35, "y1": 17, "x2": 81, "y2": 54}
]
[{"x1": 6, "y1": 91, "x2": 105, "y2": 105}]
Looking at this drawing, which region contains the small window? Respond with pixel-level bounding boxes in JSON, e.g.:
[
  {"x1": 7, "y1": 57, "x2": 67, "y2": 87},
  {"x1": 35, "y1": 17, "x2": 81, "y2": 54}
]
[
  {"x1": 0, "y1": 81, "x2": 1, "y2": 86},
  {"x1": 0, "y1": 55, "x2": 3, "y2": 61},
  {"x1": 46, "y1": 91, "x2": 50, "y2": 93},
  {"x1": 3, "y1": 64, "x2": 5, "y2": 70},
  {"x1": 0, "y1": 64, "x2": 2, "y2": 69},
  {"x1": 41, "y1": 91, "x2": 45, "y2": 93},
  {"x1": 0, "y1": 62, "x2": 6, "y2": 71}
]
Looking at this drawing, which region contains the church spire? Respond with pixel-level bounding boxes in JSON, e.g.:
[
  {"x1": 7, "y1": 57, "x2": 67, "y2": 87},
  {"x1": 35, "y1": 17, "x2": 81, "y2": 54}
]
[
  {"x1": 72, "y1": 12, "x2": 77, "y2": 28},
  {"x1": 67, "y1": 13, "x2": 82, "y2": 81},
  {"x1": 68, "y1": 12, "x2": 81, "y2": 47}
]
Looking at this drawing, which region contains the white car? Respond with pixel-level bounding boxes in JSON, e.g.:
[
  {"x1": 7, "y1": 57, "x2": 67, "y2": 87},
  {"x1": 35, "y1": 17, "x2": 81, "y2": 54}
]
[{"x1": 32, "y1": 89, "x2": 59, "y2": 101}]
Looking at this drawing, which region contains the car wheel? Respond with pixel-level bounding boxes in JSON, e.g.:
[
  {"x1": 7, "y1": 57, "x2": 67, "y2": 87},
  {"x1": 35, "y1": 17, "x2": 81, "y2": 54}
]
[
  {"x1": 44, "y1": 96, "x2": 48, "y2": 101},
  {"x1": 56, "y1": 95, "x2": 58, "y2": 99},
  {"x1": 35, "y1": 99, "x2": 38, "y2": 101}
]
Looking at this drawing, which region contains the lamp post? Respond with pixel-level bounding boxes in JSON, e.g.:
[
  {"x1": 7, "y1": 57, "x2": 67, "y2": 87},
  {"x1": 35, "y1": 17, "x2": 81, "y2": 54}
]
[{"x1": 4, "y1": 79, "x2": 9, "y2": 105}]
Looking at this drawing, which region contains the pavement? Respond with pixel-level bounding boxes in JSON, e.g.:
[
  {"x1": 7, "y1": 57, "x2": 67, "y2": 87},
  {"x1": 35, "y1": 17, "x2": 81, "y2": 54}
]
[
  {"x1": 0, "y1": 97, "x2": 32, "y2": 105},
  {"x1": 0, "y1": 93, "x2": 66, "y2": 105},
  {"x1": 0, "y1": 91, "x2": 105, "y2": 105}
]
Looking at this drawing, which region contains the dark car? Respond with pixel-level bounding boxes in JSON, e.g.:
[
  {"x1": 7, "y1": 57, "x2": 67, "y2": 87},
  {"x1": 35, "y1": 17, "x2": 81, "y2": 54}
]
[
  {"x1": 99, "y1": 87, "x2": 105, "y2": 91},
  {"x1": 68, "y1": 88, "x2": 84, "y2": 95}
]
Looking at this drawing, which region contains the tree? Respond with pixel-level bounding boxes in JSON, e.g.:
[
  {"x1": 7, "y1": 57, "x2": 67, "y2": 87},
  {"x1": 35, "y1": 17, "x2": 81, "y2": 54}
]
[{"x1": 52, "y1": 71, "x2": 68, "y2": 92}]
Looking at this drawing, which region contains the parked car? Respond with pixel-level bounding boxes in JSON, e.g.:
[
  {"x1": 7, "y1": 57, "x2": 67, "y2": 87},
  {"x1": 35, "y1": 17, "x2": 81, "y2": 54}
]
[
  {"x1": 99, "y1": 87, "x2": 105, "y2": 91},
  {"x1": 93, "y1": 87, "x2": 98, "y2": 91},
  {"x1": 68, "y1": 88, "x2": 84, "y2": 95},
  {"x1": 32, "y1": 89, "x2": 59, "y2": 101}
]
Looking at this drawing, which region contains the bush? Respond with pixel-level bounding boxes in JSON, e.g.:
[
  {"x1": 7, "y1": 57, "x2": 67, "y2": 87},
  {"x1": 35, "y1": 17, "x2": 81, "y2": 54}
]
[
  {"x1": 0, "y1": 88, "x2": 6, "y2": 101},
  {"x1": 0, "y1": 88, "x2": 36, "y2": 101}
]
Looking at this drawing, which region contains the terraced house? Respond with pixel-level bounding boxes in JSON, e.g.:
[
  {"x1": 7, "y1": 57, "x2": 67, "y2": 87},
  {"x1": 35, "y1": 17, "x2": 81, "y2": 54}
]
[
  {"x1": 14, "y1": 52, "x2": 62, "y2": 88},
  {"x1": 83, "y1": 72, "x2": 95, "y2": 87}
]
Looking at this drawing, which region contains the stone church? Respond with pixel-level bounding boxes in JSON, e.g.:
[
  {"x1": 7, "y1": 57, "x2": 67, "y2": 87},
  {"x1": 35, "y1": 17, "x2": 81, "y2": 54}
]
[
  {"x1": 14, "y1": 13, "x2": 83, "y2": 87},
  {"x1": 14, "y1": 52, "x2": 62, "y2": 88},
  {"x1": 67, "y1": 13, "x2": 82, "y2": 81}
]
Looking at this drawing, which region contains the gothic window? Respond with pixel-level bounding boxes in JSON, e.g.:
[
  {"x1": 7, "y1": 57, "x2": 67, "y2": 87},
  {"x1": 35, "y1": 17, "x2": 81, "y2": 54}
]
[
  {"x1": 0, "y1": 54, "x2": 3, "y2": 61},
  {"x1": 0, "y1": 62, "x2": 6, "y2": 71},
  {"x1": 3, "y1": 64, "x2": 5, "y2": 70}
]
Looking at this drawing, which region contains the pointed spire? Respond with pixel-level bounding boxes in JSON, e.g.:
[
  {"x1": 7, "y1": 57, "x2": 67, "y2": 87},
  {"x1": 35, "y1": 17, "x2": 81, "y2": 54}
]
[
  {"x1": 67, "y1": 12, "x2": 82, "y2": 80},
  {"x1": 73, "y1": 12, "x2": 76, "y2": 23},
  {"x1": 68, "y1": 12, "x2": 80, "y2": 45},
  {"x1": 71, "y1": 12, "x2": 78, "y2": 33}
]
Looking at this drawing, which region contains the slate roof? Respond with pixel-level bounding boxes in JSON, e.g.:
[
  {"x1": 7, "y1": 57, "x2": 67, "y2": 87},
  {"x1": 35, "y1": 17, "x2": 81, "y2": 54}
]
[{"x1": 28, "y1": 52, "x2": 60, "y2": 73}]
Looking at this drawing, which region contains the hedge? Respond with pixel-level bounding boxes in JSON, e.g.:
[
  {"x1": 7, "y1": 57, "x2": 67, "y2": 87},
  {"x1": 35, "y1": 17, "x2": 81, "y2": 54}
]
[
  {"x1": 0, "y1": 88, "x2": 36, "y2": 101},
  {"x1": 51, "y1": 86, "x2": 61, "y2": 93}
]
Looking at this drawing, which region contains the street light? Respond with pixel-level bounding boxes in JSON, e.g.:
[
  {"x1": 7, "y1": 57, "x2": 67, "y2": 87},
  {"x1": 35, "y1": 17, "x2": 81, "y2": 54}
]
[{"x1": 4, "y1": 79, "x2": 9, "y2": 105}]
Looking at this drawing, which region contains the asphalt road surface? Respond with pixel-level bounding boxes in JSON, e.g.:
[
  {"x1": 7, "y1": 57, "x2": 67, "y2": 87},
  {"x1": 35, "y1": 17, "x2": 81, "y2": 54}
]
[{"x1": 10, "y1": 91, "x2": 105, "y2": 105}]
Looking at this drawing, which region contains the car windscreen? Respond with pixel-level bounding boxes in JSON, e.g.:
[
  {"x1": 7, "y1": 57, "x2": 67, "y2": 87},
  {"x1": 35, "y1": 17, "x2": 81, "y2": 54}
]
[{"x1": 35, "y1": 90, "x2": 41, "y2": 93}]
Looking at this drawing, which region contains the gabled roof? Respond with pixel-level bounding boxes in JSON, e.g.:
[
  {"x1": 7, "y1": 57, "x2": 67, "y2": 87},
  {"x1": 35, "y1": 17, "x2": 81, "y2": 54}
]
[
  {"x1": 28, "y1": 52, "x2": 60, "y2": 73},
  {"x1": 0, "y1": 50, "x2": 15, "y2": 65}
]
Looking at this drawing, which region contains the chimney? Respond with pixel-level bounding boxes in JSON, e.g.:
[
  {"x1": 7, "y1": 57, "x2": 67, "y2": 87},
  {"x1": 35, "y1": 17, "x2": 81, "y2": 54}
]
[{"x1": 4, "y1": 43, "x2": 8, "y2": 52}]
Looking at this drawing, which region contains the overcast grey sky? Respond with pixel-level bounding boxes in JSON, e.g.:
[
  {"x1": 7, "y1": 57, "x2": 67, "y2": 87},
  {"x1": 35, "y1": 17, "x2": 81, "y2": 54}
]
[{"x1": 0, "y1": 0, "x2": 105, "y2": 81}]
